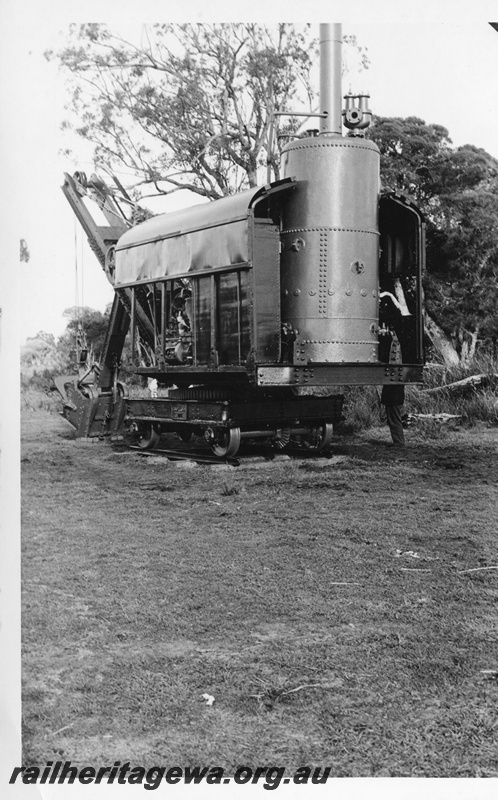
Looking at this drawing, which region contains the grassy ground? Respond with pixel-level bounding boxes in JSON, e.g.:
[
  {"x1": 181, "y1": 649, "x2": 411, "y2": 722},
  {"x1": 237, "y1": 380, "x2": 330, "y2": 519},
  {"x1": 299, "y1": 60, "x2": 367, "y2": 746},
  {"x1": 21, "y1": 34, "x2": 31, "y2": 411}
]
[{"x1": 21, "y1": 405, "x2": 498, "y2": 776}]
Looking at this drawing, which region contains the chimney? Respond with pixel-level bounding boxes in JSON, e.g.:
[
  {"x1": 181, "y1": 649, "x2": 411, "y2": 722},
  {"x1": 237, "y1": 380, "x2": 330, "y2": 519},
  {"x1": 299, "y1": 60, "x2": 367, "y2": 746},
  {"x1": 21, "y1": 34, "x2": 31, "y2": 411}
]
[{"x1": 319, "y1": 23, "x2": 342, "y2": 136}]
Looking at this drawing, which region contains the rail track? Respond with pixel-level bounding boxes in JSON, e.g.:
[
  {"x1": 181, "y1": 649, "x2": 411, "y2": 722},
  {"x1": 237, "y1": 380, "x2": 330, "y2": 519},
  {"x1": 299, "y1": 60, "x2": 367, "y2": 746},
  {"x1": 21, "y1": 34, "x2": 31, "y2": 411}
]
[
  {"x1": 127, "y1": 439, "x2": 337, "y2": 467},
  {"x1": 129, "y1": 444, "x2": 241, "y2": 466}
]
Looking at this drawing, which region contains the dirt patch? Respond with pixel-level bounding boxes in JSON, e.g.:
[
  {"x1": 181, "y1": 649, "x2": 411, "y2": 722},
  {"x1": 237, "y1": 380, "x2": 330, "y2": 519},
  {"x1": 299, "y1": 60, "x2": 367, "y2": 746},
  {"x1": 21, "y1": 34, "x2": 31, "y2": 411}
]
[{"x1": 21, "y1": 408, "x2": 498, "y2": 775}]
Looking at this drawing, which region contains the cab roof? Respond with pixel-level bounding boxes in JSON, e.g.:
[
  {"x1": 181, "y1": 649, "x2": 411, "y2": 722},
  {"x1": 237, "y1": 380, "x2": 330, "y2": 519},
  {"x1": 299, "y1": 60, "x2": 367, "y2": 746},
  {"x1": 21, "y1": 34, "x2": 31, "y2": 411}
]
[{"x1": 116, "y1": 179, "x2": 295, "y2": 250}]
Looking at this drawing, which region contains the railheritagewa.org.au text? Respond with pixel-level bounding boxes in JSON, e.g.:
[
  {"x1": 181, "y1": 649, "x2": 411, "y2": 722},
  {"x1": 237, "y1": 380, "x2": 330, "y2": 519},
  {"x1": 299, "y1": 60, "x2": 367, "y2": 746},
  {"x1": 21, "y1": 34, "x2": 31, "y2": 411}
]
[{"x1": 10, "y1": 761, "x2": 333, "y2": 790}]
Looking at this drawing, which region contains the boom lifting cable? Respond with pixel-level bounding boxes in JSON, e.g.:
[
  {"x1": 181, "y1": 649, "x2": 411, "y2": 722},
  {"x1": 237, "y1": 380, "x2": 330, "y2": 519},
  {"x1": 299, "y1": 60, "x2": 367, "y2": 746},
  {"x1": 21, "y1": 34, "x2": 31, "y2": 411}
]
[
  {"x1": 73, "y1": 218, "x2": 80, "y2": 360},
  {"x1": 73, "y1": 219, "x2": 87, "y2": 365},
  {"x1": 80, "y1": 218, "x2": 85, "y2": 317}
]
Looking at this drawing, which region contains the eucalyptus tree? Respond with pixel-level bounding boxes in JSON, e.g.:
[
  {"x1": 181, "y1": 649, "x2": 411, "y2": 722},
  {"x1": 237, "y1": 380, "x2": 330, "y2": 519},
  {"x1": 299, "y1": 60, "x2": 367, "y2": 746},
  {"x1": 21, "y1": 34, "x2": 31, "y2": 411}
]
[
  {"x1": 369, "y1": 116, "x2": 498, "y2": 362},
  {"x1": 50, "y1": 23, "x2": 367, "y2": 200}
]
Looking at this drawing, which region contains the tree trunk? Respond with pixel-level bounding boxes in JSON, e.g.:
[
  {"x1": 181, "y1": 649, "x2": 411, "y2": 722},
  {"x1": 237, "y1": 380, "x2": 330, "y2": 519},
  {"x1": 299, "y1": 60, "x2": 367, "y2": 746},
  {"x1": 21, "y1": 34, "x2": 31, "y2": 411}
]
[
  {"x1": 246, "y1": 166, "x2": 258, "y2": 188},
  {"x1": 424, "y1": 313, "x2": 460, "y2": 367},
  {"x1": 458, "y1": 327, "x2": 479, "y2": 367}
]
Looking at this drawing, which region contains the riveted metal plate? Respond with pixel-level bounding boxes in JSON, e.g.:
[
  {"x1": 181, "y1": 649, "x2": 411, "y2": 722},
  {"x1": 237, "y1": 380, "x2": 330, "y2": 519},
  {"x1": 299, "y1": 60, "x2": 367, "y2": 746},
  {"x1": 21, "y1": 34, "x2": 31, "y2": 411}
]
[{"x1": 257, "y1": 364, "x2": 423, "y2": 387}]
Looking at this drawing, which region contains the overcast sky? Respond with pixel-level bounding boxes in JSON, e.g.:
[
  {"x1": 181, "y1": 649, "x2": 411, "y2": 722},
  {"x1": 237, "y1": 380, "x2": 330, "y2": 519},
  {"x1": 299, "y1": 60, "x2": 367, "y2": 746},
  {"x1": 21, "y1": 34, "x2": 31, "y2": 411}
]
[{"x1": 4, "y1": 0, "x2": 498, "y2": 343}]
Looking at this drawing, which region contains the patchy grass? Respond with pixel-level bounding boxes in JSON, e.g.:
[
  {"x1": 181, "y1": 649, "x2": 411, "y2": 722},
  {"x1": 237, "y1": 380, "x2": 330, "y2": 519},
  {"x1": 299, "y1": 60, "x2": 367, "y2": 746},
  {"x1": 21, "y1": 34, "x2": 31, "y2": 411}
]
[
  {"x1": 407, "y1": 384, "x2": 498, "y2": 427},
  {"x1": 338, "y1": 355, "x2": 498, "y2": 433},
  {"x1": 408, "y1": 354, "x2": 498, "y2": 426},
  {"x1": 21, "y1": 386, "x2": 60, "y2": 415},
  {"x1": 339, "y1": 386, "x2": 382, "y2": 433},
  {"x1": 21, "y1": 406, "x2": 498, "y2": 776}
]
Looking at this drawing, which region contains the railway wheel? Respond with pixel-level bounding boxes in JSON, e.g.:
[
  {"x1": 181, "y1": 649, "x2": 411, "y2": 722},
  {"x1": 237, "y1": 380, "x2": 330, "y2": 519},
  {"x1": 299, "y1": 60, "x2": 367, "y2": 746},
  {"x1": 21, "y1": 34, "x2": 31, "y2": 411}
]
[
  {"x1": 137, "y1": 424, "x2": 161, "y2": 450},
  {"x1": 210, "y1": 427, "x2": 241, "y2": 458},
  {"x1": 301, "y1": 423, "x2": 334, "y2": 452}
]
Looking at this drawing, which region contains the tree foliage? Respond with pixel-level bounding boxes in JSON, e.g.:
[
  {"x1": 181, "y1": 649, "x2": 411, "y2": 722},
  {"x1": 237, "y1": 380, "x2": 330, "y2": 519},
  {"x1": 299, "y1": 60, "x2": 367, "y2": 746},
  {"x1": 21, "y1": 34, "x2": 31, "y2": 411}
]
[
  {"x1": 21, "y1": 332, "x2": 63, "y2": 371},
  {"x1": 369, "y1": 116, "x2": 498, "y2": 358},
  {"x1": 58, "y1": 306, "x2": 111, "y2": 365},
  {"x1": 22, "y1": 308, "x2": 113, "y2": 376},
  {"x1": 49, "y1": 23, "x2": 367, "y2": 199}
]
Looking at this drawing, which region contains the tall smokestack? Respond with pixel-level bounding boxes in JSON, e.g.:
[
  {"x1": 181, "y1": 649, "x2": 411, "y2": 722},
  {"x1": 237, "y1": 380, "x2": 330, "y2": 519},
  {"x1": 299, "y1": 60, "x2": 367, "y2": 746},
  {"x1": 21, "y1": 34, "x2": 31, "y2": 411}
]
[{"x1": 319, "y1": 23, "x2": 342, "y2": 135}]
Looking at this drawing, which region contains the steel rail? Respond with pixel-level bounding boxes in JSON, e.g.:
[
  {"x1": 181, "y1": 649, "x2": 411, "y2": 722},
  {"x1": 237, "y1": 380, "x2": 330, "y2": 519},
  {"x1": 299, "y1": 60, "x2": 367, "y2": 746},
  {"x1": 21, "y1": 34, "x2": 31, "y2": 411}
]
[{"x1": 128, "y1": 445, "x2": 240, "y2": 466}]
